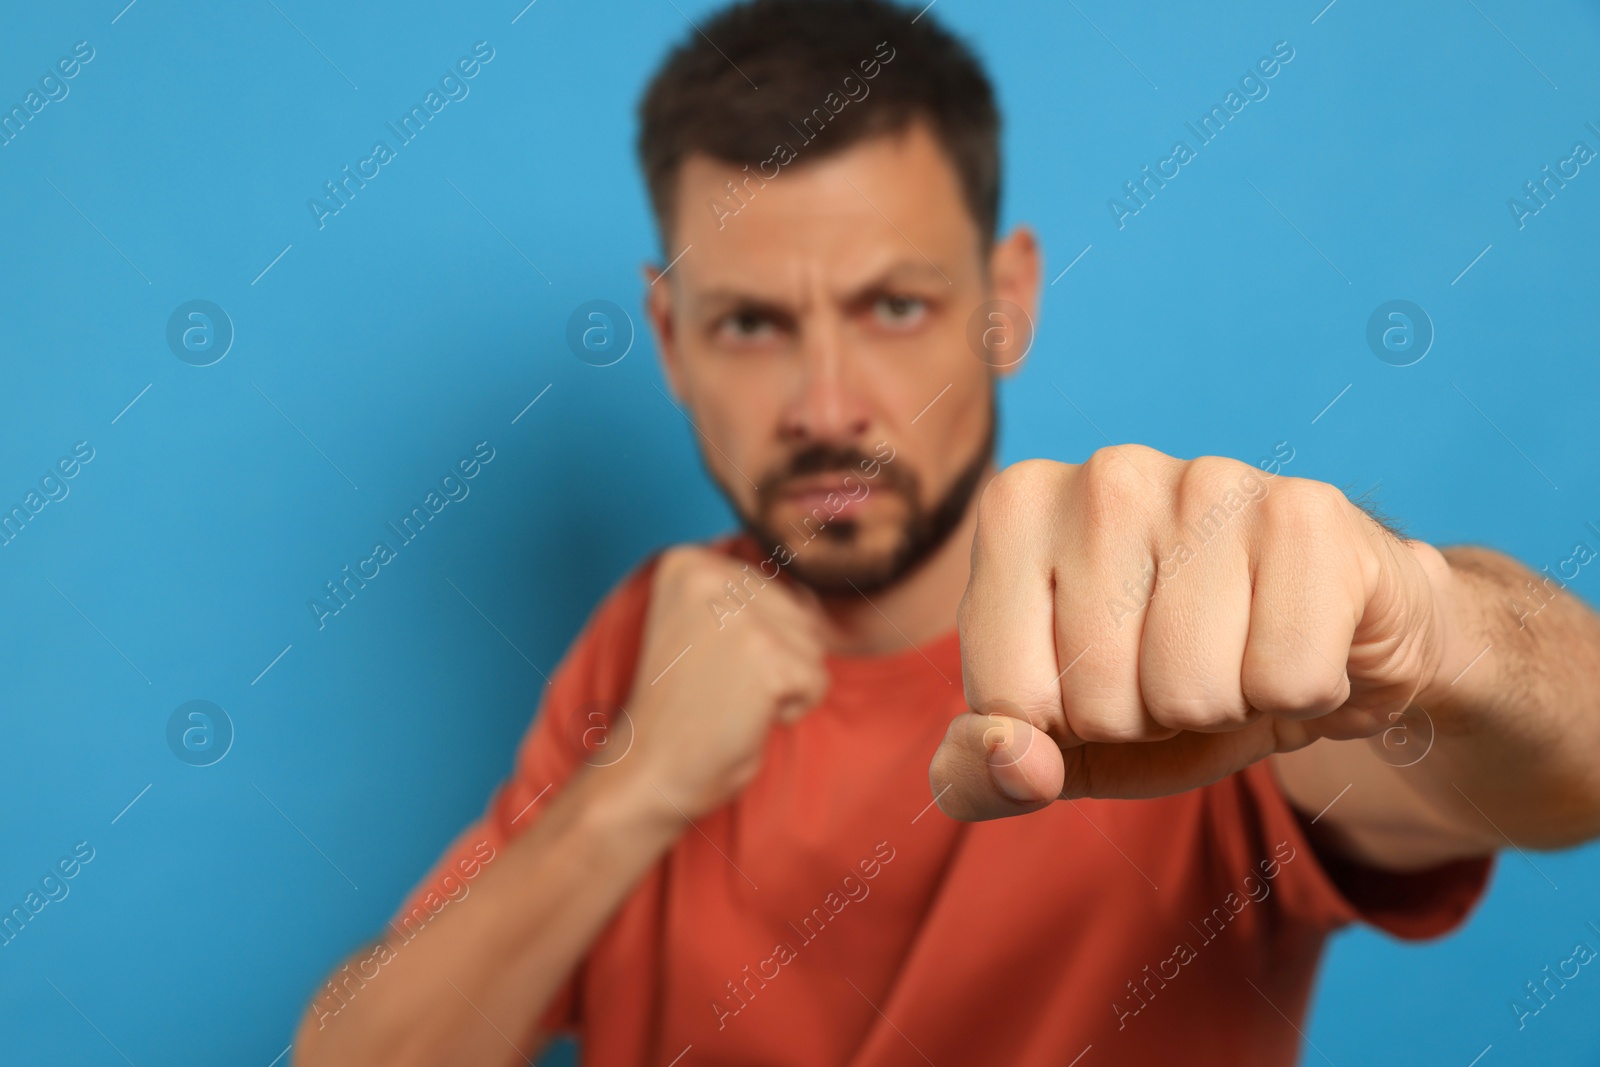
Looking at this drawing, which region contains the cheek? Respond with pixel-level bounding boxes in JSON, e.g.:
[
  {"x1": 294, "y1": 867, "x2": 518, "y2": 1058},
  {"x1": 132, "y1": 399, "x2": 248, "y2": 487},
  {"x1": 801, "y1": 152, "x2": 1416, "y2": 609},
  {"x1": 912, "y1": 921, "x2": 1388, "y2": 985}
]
[
  {"x1": 687, "y1": 385, "x2": 782, "y2": 506},
  {"x1": 698, "y1": 370, "x2": 783, "y2": 448},
  {"x1": 915, "y1": 382, "x2": 990, "y2": 474}
]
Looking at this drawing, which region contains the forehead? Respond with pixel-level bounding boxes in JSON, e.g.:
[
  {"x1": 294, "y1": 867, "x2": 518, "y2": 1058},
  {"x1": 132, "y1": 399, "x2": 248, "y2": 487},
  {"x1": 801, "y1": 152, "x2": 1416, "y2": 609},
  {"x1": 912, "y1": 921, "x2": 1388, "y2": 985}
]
[{"x1": 665, "y1": 119, "x2": 980, "y2": 306}]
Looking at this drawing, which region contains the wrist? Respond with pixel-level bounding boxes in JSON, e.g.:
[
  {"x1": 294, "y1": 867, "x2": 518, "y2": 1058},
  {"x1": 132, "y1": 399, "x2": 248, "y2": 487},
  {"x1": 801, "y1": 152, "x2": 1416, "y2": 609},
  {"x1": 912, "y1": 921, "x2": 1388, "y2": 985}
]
[{"x1": 581, "y1": 757, "x2": 691, "y2": 849}]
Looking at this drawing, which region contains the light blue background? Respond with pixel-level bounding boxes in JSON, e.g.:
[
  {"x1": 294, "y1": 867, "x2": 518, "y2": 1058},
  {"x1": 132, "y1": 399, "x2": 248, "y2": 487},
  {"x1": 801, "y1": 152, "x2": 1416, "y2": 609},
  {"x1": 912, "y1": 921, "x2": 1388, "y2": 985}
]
[{"x1": 2, "y1": 0, "x2": 1597, "y2": 1063}]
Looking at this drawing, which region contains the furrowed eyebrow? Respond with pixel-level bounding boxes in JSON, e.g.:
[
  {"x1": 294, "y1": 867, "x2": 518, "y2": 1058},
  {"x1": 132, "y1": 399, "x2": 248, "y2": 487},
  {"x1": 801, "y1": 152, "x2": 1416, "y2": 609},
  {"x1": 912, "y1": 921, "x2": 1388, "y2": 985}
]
[
  {"x1": 695, "y1": 293, "x2": 793, "y2": 324},
  {"x1": 693, "y1": 262, "x2": 947, "y2": 317},
  {"x1": 695, "y1": 289, "x2": 783, "y2": 312},
  {"x1": 867, "y1": 261, "x2": 950, "y2": 288},
  {"x1": 841, "y1": 263, "x2": 950, "y2": 303}
]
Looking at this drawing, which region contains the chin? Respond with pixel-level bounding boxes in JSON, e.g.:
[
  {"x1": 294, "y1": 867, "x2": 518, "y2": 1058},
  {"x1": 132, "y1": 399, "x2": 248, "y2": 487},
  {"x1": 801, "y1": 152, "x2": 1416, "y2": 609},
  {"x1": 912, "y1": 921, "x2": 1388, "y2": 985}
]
[
  {"x1": 785, "y1": 527, "x2": 907, "y2": 595},
  {"x1": 788, "y1": 559, "x2": 899, "y2": 597}
]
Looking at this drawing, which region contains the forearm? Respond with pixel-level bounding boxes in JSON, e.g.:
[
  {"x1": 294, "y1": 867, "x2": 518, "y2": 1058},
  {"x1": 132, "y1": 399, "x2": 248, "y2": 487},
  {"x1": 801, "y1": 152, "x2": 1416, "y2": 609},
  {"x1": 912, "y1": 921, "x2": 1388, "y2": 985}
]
[
  {"x1": 1409, "y1": 545, "x2": 1600, "y2": 849},
  {"x1": 295, "y1": 760, "x2": 683, "y2": 1067}
]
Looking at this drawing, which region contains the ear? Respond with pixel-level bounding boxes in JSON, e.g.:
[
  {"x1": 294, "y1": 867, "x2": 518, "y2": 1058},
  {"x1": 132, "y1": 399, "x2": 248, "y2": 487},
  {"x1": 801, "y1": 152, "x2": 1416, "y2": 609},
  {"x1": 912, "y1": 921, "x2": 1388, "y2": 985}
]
[
  {"x1": 985, "y1": 225, "x2": 1042, "y2": 380},
  {"x1": 642, "y1": 262, "x2": 687, "y2": 400}
]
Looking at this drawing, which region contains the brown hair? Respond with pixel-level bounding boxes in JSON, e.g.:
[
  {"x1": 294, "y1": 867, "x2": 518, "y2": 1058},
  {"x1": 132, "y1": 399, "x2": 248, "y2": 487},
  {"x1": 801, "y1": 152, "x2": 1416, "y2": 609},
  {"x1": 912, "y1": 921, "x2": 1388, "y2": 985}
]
[{"x1": 636, "y1": 0, "x2": 1001, "y2": 252}]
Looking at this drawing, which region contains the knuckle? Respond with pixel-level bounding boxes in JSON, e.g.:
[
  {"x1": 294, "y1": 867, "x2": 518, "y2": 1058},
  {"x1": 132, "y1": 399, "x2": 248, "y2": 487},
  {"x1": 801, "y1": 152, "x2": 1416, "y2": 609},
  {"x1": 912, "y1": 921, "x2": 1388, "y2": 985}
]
[
  {"x1": 1107, "y1": 442, "x2": 1168, "y2": 468},
  {"x1": 1296, "y1": 477, "x2": 1349, "y2": 518},
  {"x1": 1261, "y1": 478, "x2": 1346, "y2": 538},
  {"x1": 938, "y1": 712, "x2": 973, "y2": 749},
  {"x1": 976, "y1": 459, "x2": 1055, "y2": 530},
  {"x1": 1176, "y1": 455, "x2": 1244, "y2": 504},
  {"x1": 686, "y1": 578, "x2": 729, "y2": 611},
  {"x1": 1143, "y1": 689, "x2": 1252, "y2": 732},
  {"x1": 741, "y1": 626, "x2": 786, "y2": 663},
  {"x1": 955, "y1": 585, "x2": 978, "y2": 638},
  {"x1": 659, "y1": 544, "x2": 709, "y2": 571},
  {"x1": 1241, "y1": 668, "x2": 1348, "y2": 717},
  {"x1": 1174, "y1": 456, "x2": 1264, "y2": 538},
  {"x1": 1065, "y1": 709, "x2": 1147, "y2": 744},
  {"x1": 658, "y1": 545, "x2": 713, "y2": 585},
  {"x1": 793, "y1": 650, "x2": 827, "y2": 688},
  {"x1": 652, "y1": 547, "x2": 688, "y2": 588},
  {"x1": 1078, "y1": 447, "x2": 1155, "y2": 524}
]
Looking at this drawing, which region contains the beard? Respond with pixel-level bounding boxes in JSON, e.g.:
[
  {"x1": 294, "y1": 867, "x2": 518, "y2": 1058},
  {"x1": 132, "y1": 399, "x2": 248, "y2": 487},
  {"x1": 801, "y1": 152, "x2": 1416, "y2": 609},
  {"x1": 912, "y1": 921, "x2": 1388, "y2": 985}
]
[{"x1": 711, "y1": 395, "x2": 997, "y2": 598}]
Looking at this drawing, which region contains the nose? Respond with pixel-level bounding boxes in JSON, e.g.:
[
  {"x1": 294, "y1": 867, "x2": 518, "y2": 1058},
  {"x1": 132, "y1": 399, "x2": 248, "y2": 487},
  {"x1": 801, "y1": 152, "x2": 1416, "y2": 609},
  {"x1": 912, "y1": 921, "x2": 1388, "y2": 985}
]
[{"x1": 778, "y1": 307, "x2": 871, "y2": 447}]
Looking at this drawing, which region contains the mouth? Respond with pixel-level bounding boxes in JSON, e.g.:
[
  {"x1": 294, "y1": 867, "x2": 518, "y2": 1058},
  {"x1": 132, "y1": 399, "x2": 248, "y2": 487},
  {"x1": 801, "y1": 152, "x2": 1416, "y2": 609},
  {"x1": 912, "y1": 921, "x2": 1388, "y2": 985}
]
[{"x1": 777, "y1": 474, "x2": 870, "y2": 519}]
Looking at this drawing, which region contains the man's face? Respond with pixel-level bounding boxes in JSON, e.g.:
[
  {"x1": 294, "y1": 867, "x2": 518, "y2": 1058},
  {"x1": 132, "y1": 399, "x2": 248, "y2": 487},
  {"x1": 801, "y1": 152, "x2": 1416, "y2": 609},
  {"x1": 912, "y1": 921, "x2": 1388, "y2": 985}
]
[{"x1": 646, "y1": 119, "x2": 1037, "y2": 595}]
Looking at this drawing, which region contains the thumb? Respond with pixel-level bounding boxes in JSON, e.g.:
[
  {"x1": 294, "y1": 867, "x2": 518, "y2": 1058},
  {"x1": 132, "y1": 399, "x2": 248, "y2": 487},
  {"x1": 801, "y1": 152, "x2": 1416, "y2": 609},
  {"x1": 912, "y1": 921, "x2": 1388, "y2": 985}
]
[{"x1": 930, "y1": 701, "x2": 1065, "y2": 822}]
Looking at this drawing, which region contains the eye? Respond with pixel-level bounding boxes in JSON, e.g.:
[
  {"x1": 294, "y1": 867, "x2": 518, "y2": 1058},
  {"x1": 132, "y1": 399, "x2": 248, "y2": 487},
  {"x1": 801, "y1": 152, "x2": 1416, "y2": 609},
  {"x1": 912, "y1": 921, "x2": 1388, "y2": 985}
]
[
  {"x1": 715, "y1": 308, "x2": 780, "y2": 344},
  {"x1": 871, "y1": 294, "x2": 927, "y2": 328}
]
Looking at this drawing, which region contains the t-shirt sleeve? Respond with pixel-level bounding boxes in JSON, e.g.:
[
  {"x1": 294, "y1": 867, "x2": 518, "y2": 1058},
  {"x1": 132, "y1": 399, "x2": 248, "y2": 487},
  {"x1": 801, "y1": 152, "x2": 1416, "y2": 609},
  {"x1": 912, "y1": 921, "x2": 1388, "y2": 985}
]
[
  {"x1": 388, "y1": 552, "x2": 662, "y2": 1037},
  {"x1": 1237, "y1": 759, "x2": 1495, "y2": 940}
]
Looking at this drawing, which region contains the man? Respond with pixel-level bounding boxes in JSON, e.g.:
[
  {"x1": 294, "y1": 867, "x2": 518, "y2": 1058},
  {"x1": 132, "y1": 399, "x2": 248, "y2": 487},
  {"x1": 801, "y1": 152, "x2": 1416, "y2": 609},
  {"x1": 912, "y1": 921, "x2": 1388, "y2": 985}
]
[{"x1": 294, "y1": 1, "x2": 1600, "y2": 1063}]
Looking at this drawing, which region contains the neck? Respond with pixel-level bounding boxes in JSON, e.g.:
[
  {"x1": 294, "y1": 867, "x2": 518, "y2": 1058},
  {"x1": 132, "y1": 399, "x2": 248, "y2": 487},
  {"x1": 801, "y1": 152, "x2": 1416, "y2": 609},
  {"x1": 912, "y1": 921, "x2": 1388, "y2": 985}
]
[{"x1": 816, "y1": 462, "x2": 997, "y2": 655}]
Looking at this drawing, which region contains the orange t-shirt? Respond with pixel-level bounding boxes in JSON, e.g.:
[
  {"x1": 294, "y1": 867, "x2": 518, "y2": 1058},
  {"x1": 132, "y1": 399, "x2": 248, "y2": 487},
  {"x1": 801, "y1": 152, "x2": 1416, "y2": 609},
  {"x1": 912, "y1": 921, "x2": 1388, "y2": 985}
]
[{"x1": 395, "y1": 534, "x2": 1493, "y2": 1066}]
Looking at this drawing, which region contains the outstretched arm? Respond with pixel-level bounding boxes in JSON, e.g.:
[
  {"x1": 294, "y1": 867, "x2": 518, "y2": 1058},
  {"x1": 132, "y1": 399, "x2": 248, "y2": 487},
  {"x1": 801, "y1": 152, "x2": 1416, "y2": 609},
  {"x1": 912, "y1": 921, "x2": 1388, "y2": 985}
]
[
  {"x1": 1271, "y1": 543, "x2": 1600, "y2": 869},
  {"x1": 929, "y1": 447, "x2": 1600, "y2": 871}
]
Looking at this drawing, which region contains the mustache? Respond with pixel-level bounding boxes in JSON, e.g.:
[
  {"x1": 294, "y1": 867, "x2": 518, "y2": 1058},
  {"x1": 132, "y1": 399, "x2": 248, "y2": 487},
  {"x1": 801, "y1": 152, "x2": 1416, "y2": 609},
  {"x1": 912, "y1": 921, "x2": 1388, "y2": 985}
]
[{"x1": 756, "y1": 444, "x2": 902, "y2": 510}]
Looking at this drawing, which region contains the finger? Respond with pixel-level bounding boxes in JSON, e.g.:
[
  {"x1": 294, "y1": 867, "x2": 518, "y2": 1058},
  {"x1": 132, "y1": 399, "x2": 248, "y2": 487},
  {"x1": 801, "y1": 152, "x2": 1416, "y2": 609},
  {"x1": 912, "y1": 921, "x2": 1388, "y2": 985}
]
[
  {"x1": 1054, "y1": 451, "x2": 1178, "y2": 742},
  {"x1": 776, "y1": 691, "x2": 823, "y2": 724},
  {"x1": 746, "y1": 585, "x2": 834, "y2": 725},
  {"x1": 715, "y1": 563, "x2": 826, "y2": 657},
  {"x1": 762, "y1": 608, "x2": 830, "y2": 716},
  {"x1": 767, "y1": 644, "x2": 830, "y2": 723},
  {"x1": 930, "y1": 707, "x2": 1065, "y2": 821},
  {"x1": 1139, "y1": 461, "x2": 1256, "y2": 733},
  {"x1": 757, "y1": 604, "x2": 826, "y2": 669},
  {"x1": 1242, "y1": 481, "x2": 1360, "y2": 724},
  {"x1": 959, "y1": 462, "x2": 1071, "y2": 734},
  {"x1": 979, "y1": 699, "x2": 1068, "y2": 805},
  {"x1": 1058, "y1": 716, "x2": 1322, "y2": 799},
  {"x1": 723, "y1": 609, "x2": 829, "y2": 727},
  {"x1": 761, "y1": 574, "x2": 837, "y2": 650}
]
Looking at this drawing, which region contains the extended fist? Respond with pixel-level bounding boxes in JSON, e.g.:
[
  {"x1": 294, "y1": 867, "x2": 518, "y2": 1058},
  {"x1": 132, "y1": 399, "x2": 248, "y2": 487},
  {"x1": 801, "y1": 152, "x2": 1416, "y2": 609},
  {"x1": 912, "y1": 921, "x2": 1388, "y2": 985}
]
[{"x1": 931, "y1": 446, "x2": 1467, "y2": 819}]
